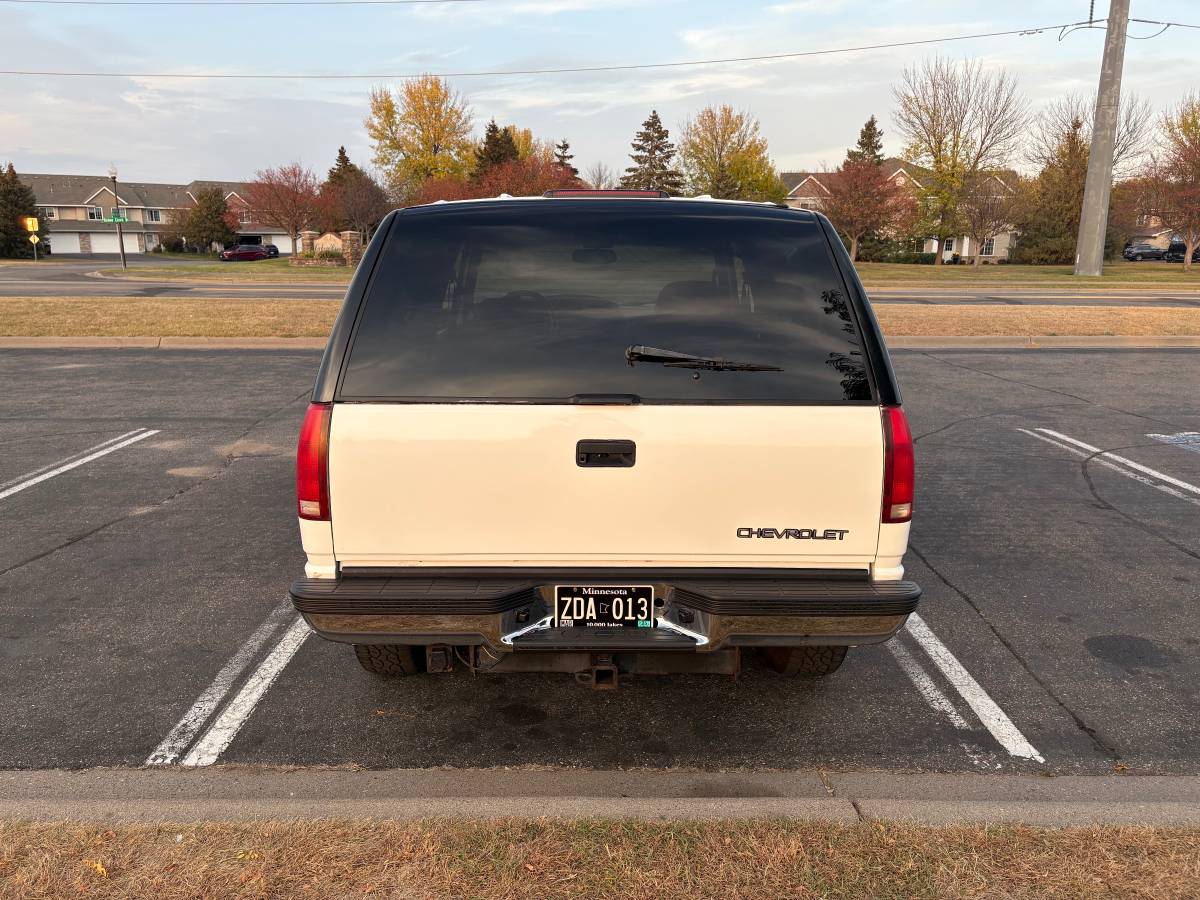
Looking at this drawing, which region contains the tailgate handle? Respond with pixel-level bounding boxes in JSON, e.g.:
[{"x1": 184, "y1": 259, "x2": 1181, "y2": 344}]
[{"x1": 577, "y1": 439, "x2": 636, "y2": 468}]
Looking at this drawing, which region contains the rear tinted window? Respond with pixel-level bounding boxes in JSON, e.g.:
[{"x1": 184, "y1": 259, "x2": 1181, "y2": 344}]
[{"x1": 340, "y1": 203, "x2": 872, "y2": 403}]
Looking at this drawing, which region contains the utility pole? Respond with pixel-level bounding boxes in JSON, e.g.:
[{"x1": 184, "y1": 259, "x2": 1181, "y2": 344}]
[
  {"x1": 1074, "y1": 0, "x2": 1130, "y2": 276},
  {"x1": 108, "y1": 163, "x2": 128, "y2": 270}
]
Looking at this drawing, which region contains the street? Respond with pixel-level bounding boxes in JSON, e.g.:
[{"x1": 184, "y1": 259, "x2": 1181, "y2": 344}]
[
  {"x1": 1, "y1": 347, "x2": 1196, "y2": 775},
  {"x1": 4, "y1": 256, "x2": 1200, "y2": 306}
]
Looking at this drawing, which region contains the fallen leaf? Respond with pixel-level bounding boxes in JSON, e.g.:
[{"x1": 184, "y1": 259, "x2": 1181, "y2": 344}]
[{"x1": 84, "y1": 859, "x2": 108, "y2": 878}]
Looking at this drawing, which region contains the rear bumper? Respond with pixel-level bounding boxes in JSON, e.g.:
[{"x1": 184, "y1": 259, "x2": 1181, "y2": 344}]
[{"x1": 290, "y1": 568, "x2": 920, "y2": 651}]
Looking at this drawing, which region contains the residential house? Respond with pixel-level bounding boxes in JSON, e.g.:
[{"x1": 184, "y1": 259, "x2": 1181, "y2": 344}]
[
  {"x1": 1125, "y1": 213, "x2": 1174, "y2": 250},
  {"x1": 780, "y1": 157, "x2": 1019, "y2": 262},
  {"x1": 18, "y1": 173, "x2": 295, "y2": 255}
]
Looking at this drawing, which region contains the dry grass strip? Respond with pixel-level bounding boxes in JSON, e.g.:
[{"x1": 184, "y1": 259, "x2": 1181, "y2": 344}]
[
  {"x1": 0, "y1": 297, "x2": 341, "y2": 338},
  {"x1": 873, "y1": 304, "x2": 1200, "y2": 337},
  {"x1": 2, "y1": 819, "x2": 1198, "y2": 900},
  {"x1": 856, "y1": 262, "x2": 1200, "y2": 287},
  {"x1": 3, "y1": 297, "x2": 1200, "y2": 339}
]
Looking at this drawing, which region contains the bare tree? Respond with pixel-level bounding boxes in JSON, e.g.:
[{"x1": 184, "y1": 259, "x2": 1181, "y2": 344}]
[
  {"x1": 1028, "y1": 91, "x2": 1151, "y2": 176},
  {"x1": 1146, "y1": 93, "x2": 1200, "y2": 271},
  {"x1": 585, "y1": 161, "x2": 616, "y2": 190},
  {"x1": 245, "y1": 164, "x2": 320, "y2": 254},
  {"x1": 335, "y1": 170, "x2": 392, "y2": 240},
  {"x1": 958, "y1": 171, "x2": 1020, "y2": 267},
  {"x1": 892, "y1": 57, "x2": 1028, "y2": 265}
]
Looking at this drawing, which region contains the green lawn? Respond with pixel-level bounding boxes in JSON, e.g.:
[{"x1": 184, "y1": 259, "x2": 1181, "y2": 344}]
[
  {"x1": 92, "y1": 257, "x2": 1200, "y2": 289},
  {"x1": 855, "y1": 261, "x2": 1200, "y2": 288},
  {"x1": 98, "y1": 258, "x2": 355, "y2": 283}
]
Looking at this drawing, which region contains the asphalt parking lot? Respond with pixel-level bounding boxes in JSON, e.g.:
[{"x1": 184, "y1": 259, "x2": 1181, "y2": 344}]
[{"x1": 0, "y1": 348, "x2": 1196, "y2": 776}]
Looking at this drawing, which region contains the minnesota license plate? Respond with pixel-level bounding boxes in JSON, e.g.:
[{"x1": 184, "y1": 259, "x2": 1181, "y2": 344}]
[{"x1": 553, "y1": 585, "x2": 655, "y2": 629}]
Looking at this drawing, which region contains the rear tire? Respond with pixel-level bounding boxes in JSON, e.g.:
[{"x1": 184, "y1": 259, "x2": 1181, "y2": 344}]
[
  {"x1": 353, "y1": 643, "x2": 419, "y2": 676},
  {"x1": 761, "y1": 645, "x2": 848, "y2": 676}
]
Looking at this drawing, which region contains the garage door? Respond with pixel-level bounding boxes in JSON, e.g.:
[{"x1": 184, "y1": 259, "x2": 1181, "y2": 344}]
[
  {"x1": 49, "y1": 233, "x2": 81, "y2": 254},
  {"x1": 88, "y1": 233, "x2": 141, "y2": 254}
]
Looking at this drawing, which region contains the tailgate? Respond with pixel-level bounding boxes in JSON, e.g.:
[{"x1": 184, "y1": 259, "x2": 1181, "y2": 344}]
[{"x1": 328, "y1": 403, "x2": 882, "y2": 568}]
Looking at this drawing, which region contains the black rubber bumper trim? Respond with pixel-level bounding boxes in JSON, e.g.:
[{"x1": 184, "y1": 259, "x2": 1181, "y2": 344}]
[{"x1": 290, "y1": 569, "x2": 920, "y2": 618}]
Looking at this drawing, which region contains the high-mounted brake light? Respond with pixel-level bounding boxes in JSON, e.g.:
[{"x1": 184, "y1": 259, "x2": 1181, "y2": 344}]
[
  {"x1": 881, "y1": 406, "x2": 914, "y2": 523},
  {"x1": 542, "y1": 189, "x2": 670, "y2": 198},
  {"x1": 296, "y1": 402, "x2": 332, "y2": 521}
]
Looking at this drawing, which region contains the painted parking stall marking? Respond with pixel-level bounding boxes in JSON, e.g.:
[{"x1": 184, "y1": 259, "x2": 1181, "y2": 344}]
[
  {"x1": 1018, "y1": 427, "x2": 1200, "y2": 508},
  {"x1": 181, "y1": 617, "x2": 311, "y2": 767},
  {"x1": 904, "y1": 614, "x2": 1045, "y2": 763},
  {"x1": 0, "y1": 428, "x2": 160, "y2": 501},
  {"x1": 887, "y1": 640, "x2": 971, "y2": 732},
  {"x1": 1147, "y1": 431, "x2": 1200, "y2": 455},
  {"x1": 146, "y1": 601, "x2": 296, "y2": 766},
  {"x1": 148, "y1": 599, "x2": 312, "y2": 768}
]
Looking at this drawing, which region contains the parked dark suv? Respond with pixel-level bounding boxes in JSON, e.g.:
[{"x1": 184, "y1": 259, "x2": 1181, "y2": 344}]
[
  {"x1": 1164, "y1": 242, "x2": 1200, "y2": 263},
  {"x1": 1122, "y1": 243, "x2": 1165, "y2": 261}
]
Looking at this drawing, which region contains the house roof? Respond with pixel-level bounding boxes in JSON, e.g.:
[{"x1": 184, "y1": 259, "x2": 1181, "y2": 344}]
[
  {"x1": 780, "y1": 158, "x2": 932, "y2": 196},
  {"x1": 780, "y1": 158, "x2": 1018, "y2": 199},
  {"x1": 20, "y1": 173, "x2": 194, "y2": 209},
  {"x1": 184, "y1": 180, "x2": 253, "y2": 203}
]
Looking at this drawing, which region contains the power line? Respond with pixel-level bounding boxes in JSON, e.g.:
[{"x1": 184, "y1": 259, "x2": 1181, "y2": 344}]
[
  {"x1": 0, "y1": 20, "x2": 1102, "y2": 80},
  {"x1": 2, "y1": 0, "x2": 484, "y2": 4},
  {"x1": 1130, "y1": 17, "x2": 1200, "y2": 29}
]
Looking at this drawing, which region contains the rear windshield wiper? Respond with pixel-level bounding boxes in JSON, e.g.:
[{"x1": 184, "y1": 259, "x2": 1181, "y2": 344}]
[{"x1": 625, "y1": 345, "x2": 783, "y2": 372}]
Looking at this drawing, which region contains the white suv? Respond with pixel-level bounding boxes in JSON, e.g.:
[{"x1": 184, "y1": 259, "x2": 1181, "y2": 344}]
[{"x1": 290, "y1": 191, "x2": 919, "y2": 685}]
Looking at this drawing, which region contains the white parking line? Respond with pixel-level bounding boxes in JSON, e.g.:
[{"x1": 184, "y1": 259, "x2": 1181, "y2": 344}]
[
  {"x1": 905, "y1": 613, "x2": 1045, "y2": 763},
  {"x1": 145, "y1": 601, "x2": 295, "y2": 766},
  {"x1": 1018, "y1": 428, "x2": 1200, "y2": 508},
  {"x1": 888, "y1": 640, "x2": 971, "y2": 731},
  {"x1": 0, "y1": 428, "x2": 160, "y2": 501},
  {"x1": 1147, "y1": 431, "x2": 1200, "y2": 456},
  {"x1": 181, "y1": 617, "x2": 311, "y2": 767},
  {"x1": 1036, "y1": 428, "x2": 1200, "y2": 496}
]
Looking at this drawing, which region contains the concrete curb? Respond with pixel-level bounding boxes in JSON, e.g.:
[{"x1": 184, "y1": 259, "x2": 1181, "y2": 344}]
[
  {"x1": 3, "y1": 335, "x2": 1199, "y2": 351},
  {"x1": 2, "y1": 768, "x2": 1198, "y2": 826}
]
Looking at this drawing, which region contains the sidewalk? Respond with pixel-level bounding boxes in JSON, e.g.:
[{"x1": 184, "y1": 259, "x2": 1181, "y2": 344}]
[{"x1": 3, "y1": 768, "x2": 1198, "y2": 826}]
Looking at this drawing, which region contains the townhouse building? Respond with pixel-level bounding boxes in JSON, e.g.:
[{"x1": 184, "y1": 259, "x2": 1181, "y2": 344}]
[{"x1": 19, "y1": 173, "x2": 293, "y2": 255}]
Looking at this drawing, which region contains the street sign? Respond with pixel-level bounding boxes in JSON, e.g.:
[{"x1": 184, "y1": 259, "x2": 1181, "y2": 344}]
[
  {"x1": 21, "y1": 216, "x2": 38, "y2": 231},
  {"x1": 105, "y1": 214, "x2": 127, "y2": 223},
  {"x1": 28, "y1": 234, "x2": 40, "y2": 244}
]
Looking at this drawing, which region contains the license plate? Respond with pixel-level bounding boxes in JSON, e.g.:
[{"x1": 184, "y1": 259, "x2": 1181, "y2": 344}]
[{"x1": 553, "y1": 585, "x2": 655, "y2": 629}]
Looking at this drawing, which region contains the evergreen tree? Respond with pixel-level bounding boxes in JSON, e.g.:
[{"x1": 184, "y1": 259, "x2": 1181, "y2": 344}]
[
  {"x1": 184, "y1": 186, "x2": 237, "y2": 253},
  {"x1": 474, "y1": 119, "x2": 520, "y2": 178},
  {"x1": 846, "y1": 116, "x2": 885, "y2": 165},
  {"x1": 620, "y1": 110, "x2": 684, "y2": 193},
  {"x1": 0, "y1": 163, "x2": 46, "y2": 258},
  {"x1": 553, "y1": 139, "x2": 578, "y2": 176},
  {"x1": 326, "y1": 145, "x2": 363, "y2": 187},
  {"x1": 321, "y1": 146, "x2": 369, "y2": 231},
  {"x1": 1009, "y1": 118, "x2": 1118, "y2": 263}
]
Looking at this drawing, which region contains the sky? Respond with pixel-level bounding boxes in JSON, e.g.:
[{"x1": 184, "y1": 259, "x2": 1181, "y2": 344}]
[{"x1": 1, "y1": 0, "x2": 1198, "y2": 186}]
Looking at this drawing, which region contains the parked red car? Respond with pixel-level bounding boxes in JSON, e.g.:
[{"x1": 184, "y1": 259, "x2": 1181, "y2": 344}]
[{"x1": 220, "y1": 244, "x2": 269, "y2": 261}]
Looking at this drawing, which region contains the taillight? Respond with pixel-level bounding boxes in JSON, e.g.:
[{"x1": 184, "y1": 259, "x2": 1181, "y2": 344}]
[
  {"x1": 882, "y1": 405, "x2": 914, "y2": 523},
  {"x1": 296, "y1": 402, "x2": 331, "y2": 521}
]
